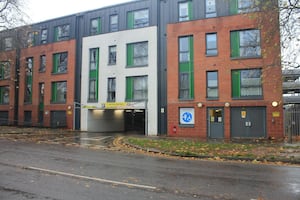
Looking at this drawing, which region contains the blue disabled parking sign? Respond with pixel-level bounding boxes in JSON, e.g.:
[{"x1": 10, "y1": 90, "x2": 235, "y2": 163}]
[{"x1": 180, "y1": 108, "x2": 194, "y2": 125}]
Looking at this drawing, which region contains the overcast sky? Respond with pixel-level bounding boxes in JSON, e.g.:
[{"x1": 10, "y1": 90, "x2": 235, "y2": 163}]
[{"x1": 26, "y1": 0, "x2": 131, "y2": 23}]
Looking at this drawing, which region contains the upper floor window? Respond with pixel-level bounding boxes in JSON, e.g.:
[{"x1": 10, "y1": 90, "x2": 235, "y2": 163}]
[
  {"x1": 179, "y1": 36, "x2": 192, "y2": 63},
  {"x1": 127, "y1": 9, "x2": 149, "y2": 29},
  {"x1": 24, "y1": 57, "x2": 33, "y2": 104},
  {"x1": 88, "y1": 48, "x2": 99, "y2": 102},
  {"x1": 90, "y1": 17, "x2": 101, "y2": 35},
  {"x1": 107, "y1": 77, "x2": 116, "y2": 102},
  {"x1": 179, "y1": 1, "x2": 192, "y2": 21},
  {"x1": 54, "y1": 24, "x2": 70, "y2": 42},
  {"x1": 230, "y1": 29, "x2": 261, "y2": 58},
  {"x1": 51, "y1": 81, "x2": 67, "y2": 103},
  {"x1": 206, "y1": 33, "x2": 218, "y2": 56},
  {"x1": 53, "y1": 52, "x2": 68, "y2": 73},
  {"x1": 127, "y1": 41, "x2": 148, "y2": 67},
  {"x1": 230, "y1": 0, "x2": 259, "y2": 14},
  {"x1": 207, "y1": 71, "x2": 218, "y2": 99},
  {"x1": 41, "y1": 29, "x2": 48, "y2": 44},
  {"x1": 4, "y1": 37, "x2": 12, "y2": 51},
  {"x1": 39, "y1": 55, "x2": 46, "y2": 72},
  {"x1": 232, "y1": 69, "x2": 262, "y2": 99},
  {"x1": 90, "y1": 48, "x2": 99, "y2": 70},
  {"x1": 206, "y1": 0, "x2": 216, "y2": 18},
  {"x1": 0, "y1": 86, "x2": 9, "y2": 104},
  {"x1": 27, "y1": 32, "x2": 35, "y2": 47},
  {"x1": 110, "y1": 15, "x2": 118, "y2": 32},
  {"x1": 108, "y1": 45, "x2": 117, "y2": 65},
  {"x1": 126, "y1": 76, "x2": 148, "y2": 101},
  {"x1": 0, "y1": 62, "x2": 10, "y2": 80}
]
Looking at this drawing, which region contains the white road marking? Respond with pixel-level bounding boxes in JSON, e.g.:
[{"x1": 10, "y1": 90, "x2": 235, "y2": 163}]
[{"x1": 24, "y1": 165, "x2": 157, "y2": 190}]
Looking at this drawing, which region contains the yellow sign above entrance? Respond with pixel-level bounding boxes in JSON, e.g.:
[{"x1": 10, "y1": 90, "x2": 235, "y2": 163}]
[{"x1": 104, "y1": 102, "x2": 128, "y2": 109}]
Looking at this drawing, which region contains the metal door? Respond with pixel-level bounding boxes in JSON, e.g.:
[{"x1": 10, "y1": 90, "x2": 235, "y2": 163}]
[
  {"x1": 231, "y1": 107, "x2": 266, "y2": 138},
  {"x1": 207, "y1": 108, "x2": 224, "y2": 139}
]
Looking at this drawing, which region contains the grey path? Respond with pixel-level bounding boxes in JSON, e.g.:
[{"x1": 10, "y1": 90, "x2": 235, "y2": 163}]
[{"x1": 0, "y1": 140, "x2": 299, "y2": 200}]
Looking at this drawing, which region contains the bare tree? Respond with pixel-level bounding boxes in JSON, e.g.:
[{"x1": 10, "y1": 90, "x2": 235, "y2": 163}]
[
  {"x1": 0, "y1": 0, "x2": 28, "y2": 30},
  {"x1": 279, "y1": 0, "x2": 300, "y2": 69}
]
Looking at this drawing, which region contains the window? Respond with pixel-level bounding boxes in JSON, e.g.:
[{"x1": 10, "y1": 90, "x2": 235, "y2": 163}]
[
  {"x1": 27, "y1": 32, "x2": 35, "y2": 47},
  {"x1": 179, "y1": 36, "x2": 194, "y2": 99},
  {"x1": 126, "y1": 76, "x2": 148, "y2": 101},
  {"x1": 24, "y1": 58, "x2": 33, "y2": 103},
  {"x1": 88, "y1": 48, "x2": 99, "y2": 102},
  {"x1": 179, "y1": 36, "x2": 191, "y2": 62},
  {"x1": 108, "y1": 46, "x2": 117, "y2": 65},
  {"x1": 206, "y1": 0, "x2": 216, "y2": 18},
  {"x1": 107, "y1": 78, "x2": 116, "y2": 102},
  {"x1": 0, "y1": 86, "x2": 9, "y2": 104},
  {"x1": 89, "y1": 80, "x2": 97, "y2": 101},
  {"x1": 4, "y1": 37, "x2": 12, "y2": 51},
  {"x1": 127, "y1": 9, "x2": 149, "y2": 29},
  {"x1": 53, "y1": 52, "x2": 68, "y2": 73},
  {"x1": 90, "y1": 18, "x2": 101, "y2": 35},
  {"x1": 232, "y1": 69, "x2": 262, "y2": 98},
  {"x1": 41, "y1": 29, "x2": 48, "y2": 44},
  {"x1": 127, "y1": 42, "x2": 148, "y2": 67},
  {"x1": 206, "y1": 33, "x2": 217, "y2": 56},
  {"x1": 110, "y1": 15, "x2": 118, "y2": 32},
  {"x1": 179, "y1": 1, "x2": 192, "y2": 21},
  {"x1": 51, "y1": 81, "x2": 67, "y2": 103},
  {"x1": 39, "y1": 55, "x2": 46, "y2": 72},
  {"x1": 39, "y1": 83, "x2": 45, "y2": 110},
  {"x1": 0, "y1": 62, "x2": 10, "y2": 80},
  {"x1": 230, "y1": 0, "x2": 259, "y2": 14},
  {"x1": 54, "y1": 24, "x2": 70, "y2": 41},
  {"x1": 207, "y1": 71, "x2": 218, "y2": 98},
  {"x1": 230, "y1": 29, "x2": 261, "y2": 58}
]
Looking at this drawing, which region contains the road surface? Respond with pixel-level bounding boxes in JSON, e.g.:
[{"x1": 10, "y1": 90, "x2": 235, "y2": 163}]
[{"x1": 0, "y1": 140, "x2": 299, "y2": 200}]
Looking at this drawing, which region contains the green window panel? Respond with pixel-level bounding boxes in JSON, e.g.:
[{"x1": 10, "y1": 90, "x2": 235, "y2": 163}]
[
  {"x1": 127, "y1": 12, "x2": 134, "y2": 29},
  {"x1": 89, "y1": 48, "x2": 99, "y2": 101},
  {"x1": 51, "y1": 81, "x2": 67, "y2": 103},
  {"x1": 126, "y1": 77, "x2": 134, "y2": 101},
  {"x1": 127, "y1": 44, "x2": 134, "y2": 66},
  {"x1": 230, "y1": 31, "x2": 240, "y2": 58},
  {"x1": 231, "y1": 70, "x2": 241, "y2": 98},
  {"x1": 179, "y1": 36, "x2": 194, "y2": 99},
  {"x1": 230, "y1": 0, "x2": 238, "y2": 15},
  {"x1": 53, "y1": 52, "x2": 68, "y2": 73}
]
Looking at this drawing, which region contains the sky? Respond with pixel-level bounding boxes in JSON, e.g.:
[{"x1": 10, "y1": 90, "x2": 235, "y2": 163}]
[{"x1": 26, "y1": 0, "x2": 131, "y2": 23}]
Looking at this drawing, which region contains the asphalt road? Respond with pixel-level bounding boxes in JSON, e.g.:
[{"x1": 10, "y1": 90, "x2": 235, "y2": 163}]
[{"x1": 0, "y1": 140, "x2": 299, "y2": 200}]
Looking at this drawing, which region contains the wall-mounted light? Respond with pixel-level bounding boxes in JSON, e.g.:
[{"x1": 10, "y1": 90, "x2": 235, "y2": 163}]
[
  {"x1": 272, "y1": 101, "x2": 279, "y2": 107},
  {"x1": 197, "y1": 102, "x2": 203, "y2": 108},
  {"x1": 225, "y1": 102, "x2": 230, "y2": 107},
  {"x1": 67, "y1": 105, "x2": 72, "y2": 110}
]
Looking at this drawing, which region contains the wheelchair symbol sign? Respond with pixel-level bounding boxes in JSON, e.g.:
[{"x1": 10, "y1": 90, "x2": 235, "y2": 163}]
[{"x1": 182, "y1": 112, "x2": 193, "y2": 123}]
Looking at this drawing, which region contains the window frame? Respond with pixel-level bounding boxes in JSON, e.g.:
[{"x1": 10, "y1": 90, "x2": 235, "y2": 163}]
[
  {"x1": 52, "y1": 52, "x2": 68, "y2": 74},
  {"x1": 126, "y1": 76, "x2": 148, "y2": 101},
  {"x1": 178, "y1": 1, "x2": 192, "y2": 22},
  {"x1": 108, "y1": 45, "x2": 117, "y2": 65},
  {"x1": 205, "y1": 0, "x2": 217, "y2": 18},
  {"x1": 231, "y1": 68, "x2": 263, "y2": 99},
  {"x1": 90, "y1": 17, "x2": 101, "y2": 35},
  {"x1": 206, "y1": 33, "x2": 218, "y2": 56},
  {"x1": 4, "y1": 37, "x2": 13, "y2": 51},
  {"x1": 230, "y1": 29, "x2": 261, "y2": 59},
  {"x1": 88, "y1": 48, "x2": 99, "y2": 102},
  {"x1": 39, "y1": 55, "x2": 46, "y2": 73},
  {"x1": 0, "y1": 86, "x2": 9, "y2": 105},
  {"x1": 41, "y1": 29, "x2": 48, "y2": 44},
  {"x1": 127, "y1": 9, "x2": 149, "y2": 29},
  {"x1": 51, "y1": 81, "x2": 67, "y2": 103},
  {"x1": 207, "y1": 71, "x2": 219, "y2": 99},
  {"x1": 127, "y1": 41, "x2": 148, "y2": 67},
  {"x1": 24, "y1": 57, "x2": 33, "y2": 104},
  {"x1": 54, "y1": 24, "x2": 70, "y2": 42},
  {"x1": 107, "y1": 77, "x2": 116, "y2": 102},
  {"x1": 110, "y1": 15, "x2": 119, "y2": 32},
  {"x1": 0, "y1": 61, "x2": 10, "y2": 80}
]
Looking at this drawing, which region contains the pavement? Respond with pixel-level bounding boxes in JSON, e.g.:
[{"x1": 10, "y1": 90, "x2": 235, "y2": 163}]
[{"x1": 1, "y1": 126, "x2": 300, "y2": 164}]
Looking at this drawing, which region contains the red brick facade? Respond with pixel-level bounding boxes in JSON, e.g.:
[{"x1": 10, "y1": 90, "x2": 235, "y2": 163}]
[
  {"x1": 18, "y1": 40, "x2": 76, "y2": 129},
  {"x1": 0, "y1": 50, "x2": 17, "y2": 124},
  {"x1": 167, "y1": 12, "x2": 283, "y2": 139}
]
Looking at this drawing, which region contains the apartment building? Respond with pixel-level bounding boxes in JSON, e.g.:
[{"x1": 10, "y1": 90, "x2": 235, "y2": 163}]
[
  {"x1": 167, "y1": 0, "x2": 283, "y2": 139},
  {"x1": 0, "y1": 0, "x2": 283, "y2": 138}
]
